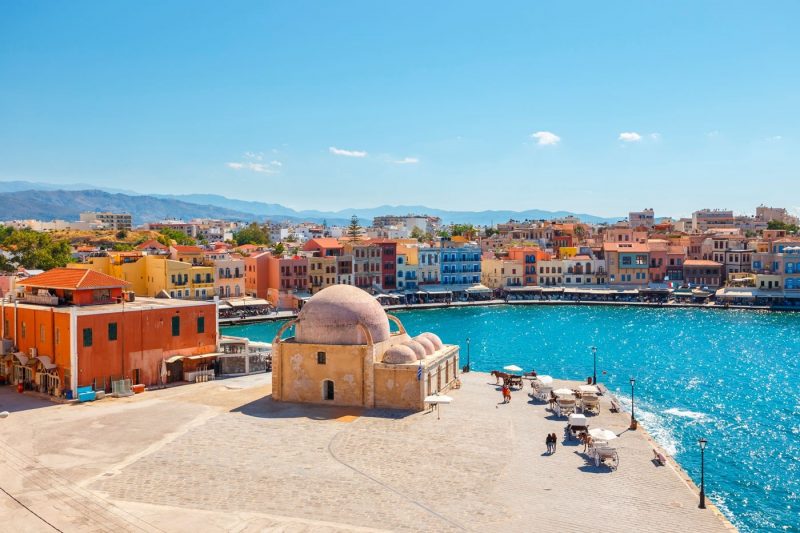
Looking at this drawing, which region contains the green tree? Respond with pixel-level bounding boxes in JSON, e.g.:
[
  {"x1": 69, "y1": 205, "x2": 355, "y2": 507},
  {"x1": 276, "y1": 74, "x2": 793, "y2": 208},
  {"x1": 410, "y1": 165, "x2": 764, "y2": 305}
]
[
  {"x1": 115, "y1": 229, "x2": 128, "y2": 240},
  {"x1": 436, "y1": 229, "x2": 451, "y2": 239},
  {"x1": 483, "y1": 227, "x2": 498, "y2": 238},
  {"x1": 410, "y1": 227, "x2": 424, "y2": 241},
  {"x1": 272, "y1": 242, "x2": 286, "y2": 256},
  {"x1": 347, "y1": 215, "x2": 362, "y2": 242},
  {"x1": 767, "y1": 220, "x2": 799, "y2": 233},
  {"x1": 112, "y1": 243, "x2": 135, "y2": 251},
  {"x1": 158, "y1": 228, "x2": 196, "y2": 246},
  {"x1": 451, "y1": 224, "x2": 476, "y2": 239},
  {"x1": 4, "y1": 229, "x2": 73, "y2": 269},
  {"x1": 233, "y1": 223, "x2": 270, "y2": 246}
]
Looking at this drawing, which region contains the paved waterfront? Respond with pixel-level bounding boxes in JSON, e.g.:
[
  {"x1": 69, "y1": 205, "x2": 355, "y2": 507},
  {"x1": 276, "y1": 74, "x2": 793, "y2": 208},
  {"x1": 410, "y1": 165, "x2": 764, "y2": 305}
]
[{"x1": 0, "y1": 372, "x2": 733, "y2": 532}]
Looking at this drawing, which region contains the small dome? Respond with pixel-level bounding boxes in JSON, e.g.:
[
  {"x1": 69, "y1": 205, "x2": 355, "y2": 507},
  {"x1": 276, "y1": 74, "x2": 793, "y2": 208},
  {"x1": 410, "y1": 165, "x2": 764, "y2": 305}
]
[
  {"x1": 383, "y1": 345, "x2": 417, "y2": 364},
  {"x1": 403, "y1": 340, "x2": 427, "y2": 360},
  {"x1": 295, "y1": 285, "x2": 390, "y2": 345},
  {"x1": 413, "y1": 335, "x2": 435, "y2": 356},
  {"x1": 418, "y1": 332, "x2": 443, "y2": 351}
]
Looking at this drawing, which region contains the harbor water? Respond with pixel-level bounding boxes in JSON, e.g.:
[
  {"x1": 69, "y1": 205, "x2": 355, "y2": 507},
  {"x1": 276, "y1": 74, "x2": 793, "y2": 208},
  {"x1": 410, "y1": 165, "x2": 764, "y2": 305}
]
[{"x1": 224, "y1": 304, "x2": 800, "y2": 532}]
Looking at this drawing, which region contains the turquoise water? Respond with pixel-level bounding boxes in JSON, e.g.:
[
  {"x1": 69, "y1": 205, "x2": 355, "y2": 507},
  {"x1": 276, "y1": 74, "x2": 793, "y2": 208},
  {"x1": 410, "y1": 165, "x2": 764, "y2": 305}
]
[{"x1": 224, "y1": 305, "x2": 800, "y2": 532}]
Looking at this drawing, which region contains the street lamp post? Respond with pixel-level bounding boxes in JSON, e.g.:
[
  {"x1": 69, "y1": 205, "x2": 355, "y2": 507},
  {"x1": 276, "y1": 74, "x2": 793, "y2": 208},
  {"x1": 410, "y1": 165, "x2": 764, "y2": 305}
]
[
  {"x1": 698, "y1": 438, "x2": 708, "y2": 509},
  {"x1": 591, "y1": 346, "x2": 597, "y2": 384},
  {"x1": 629, "y1": 377, "x2": 637, "y2": 430},
  {"x1": 466, "y1": 337, "x2": 471, "y2": 372}
]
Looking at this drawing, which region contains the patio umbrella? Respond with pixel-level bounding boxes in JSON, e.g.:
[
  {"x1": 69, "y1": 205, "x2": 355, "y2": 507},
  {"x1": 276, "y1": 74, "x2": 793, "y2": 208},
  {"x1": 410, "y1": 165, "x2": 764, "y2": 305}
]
[
  {"x1": 579, "y1": 384, "x2": 600, "y2": 394},
  {"x1": 0, "y1": 411, "x2": 8, "y2": 419},
  {"x1": 423, "y1": 394, "x2": 453, "y2": 420},
  {"x1": 553, "y1": 388, "x2": 574, "y2": 396},
  {"x1": 536, "y1": 375, "x2": 553, "y2": 384},
  {"x1": 589, "y1": 428, "x2": 618, "y2": 441},
  {"x1": 503, "y1": 365, "x2": 523, "y2": 373},
  {"x1": 568, "y1": 413, "x2": 587, "y2": 427}
]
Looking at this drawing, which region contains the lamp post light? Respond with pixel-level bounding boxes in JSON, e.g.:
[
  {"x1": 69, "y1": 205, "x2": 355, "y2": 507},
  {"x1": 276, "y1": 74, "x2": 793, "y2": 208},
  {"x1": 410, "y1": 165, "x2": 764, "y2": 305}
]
[
  {"x1": 698, "y1": 438, "x2": 708, "y2": 509},
  {"x1": 466, "y1": 337, "x2": 471, "y2": 372},
  {"x1": 591, "y1": 346, "x2": 597, "y2": 385},
  {"x1": 629, "y1": 377, "x2": 637, "y2": 430}
]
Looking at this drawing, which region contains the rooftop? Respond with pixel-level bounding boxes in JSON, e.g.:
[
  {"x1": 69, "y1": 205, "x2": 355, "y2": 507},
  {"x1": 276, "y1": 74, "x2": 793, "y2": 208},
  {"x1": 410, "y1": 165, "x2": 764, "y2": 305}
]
[{"x1": 17, "y1": 268, "x2": 130, "y2": 290}]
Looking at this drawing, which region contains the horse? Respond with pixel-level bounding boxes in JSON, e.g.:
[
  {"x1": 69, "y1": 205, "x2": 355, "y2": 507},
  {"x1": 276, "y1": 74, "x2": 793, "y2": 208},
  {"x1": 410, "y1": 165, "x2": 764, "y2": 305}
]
[{"x1": 491, "y1": 370, "x2": 510, "y2": 385}]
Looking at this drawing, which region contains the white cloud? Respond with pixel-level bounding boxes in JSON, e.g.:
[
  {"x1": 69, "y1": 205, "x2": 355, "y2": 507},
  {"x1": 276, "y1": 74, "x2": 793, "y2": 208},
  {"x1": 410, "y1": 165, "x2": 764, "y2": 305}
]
[
  {"x1": 618, "y1": 132, "x2": 642, "y2": 142},
  {"x1": 329, "y1": 146, "x2": 367, "y2": 158},
  {"x1": 392, "y1": 157, "x2": 419, "y2": 164},
  {"x1": 531, "y1": 131, "x2": 561, "y2": 146},
  {"x1": 226, "y1": 156, "x2": 282, "y2": 174}
]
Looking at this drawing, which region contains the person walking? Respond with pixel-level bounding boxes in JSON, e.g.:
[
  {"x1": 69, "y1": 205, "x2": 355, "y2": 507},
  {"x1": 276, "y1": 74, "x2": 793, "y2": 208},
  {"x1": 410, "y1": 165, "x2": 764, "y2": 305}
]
[
  {"x1": 502, "y1": 384, "x2": 511, "y2": 403},
  {"x1": 550, "y1": 433, "x2": 558, "y2": 453},
  {"x1": 545, "y1": 433, "x2": 553, "y2": 454}
]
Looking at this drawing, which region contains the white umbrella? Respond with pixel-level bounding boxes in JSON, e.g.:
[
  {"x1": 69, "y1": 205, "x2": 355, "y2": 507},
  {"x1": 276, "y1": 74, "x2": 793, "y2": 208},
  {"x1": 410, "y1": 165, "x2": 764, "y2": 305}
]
[
  {"x1": 553, "y1": 388, "x2": 574, "y2": 396},
  {"x1": 503, "y1": 365, "x2": 523, "y2": 373},
  {"x1": 536, "y1": 375, "x2": 553, "y2": 384},
  {"x1": 580, "y1": 384, "x2": 600, "y2": 394},
  {"x1": 424, "y1": 395, "x2": 453, "y2": 404},
  {"x1": 424, "y1": 394, "x2": 453, "y2": 420},
  {"x1": 568, "y1": 413, "x2": 587, "y2": 426},
  {"x1": 589, "y1": 428, "x2": 618, "y2": 441},
  {"x1": 0, "y1": 411, "x2": 9, "y2": 419}
]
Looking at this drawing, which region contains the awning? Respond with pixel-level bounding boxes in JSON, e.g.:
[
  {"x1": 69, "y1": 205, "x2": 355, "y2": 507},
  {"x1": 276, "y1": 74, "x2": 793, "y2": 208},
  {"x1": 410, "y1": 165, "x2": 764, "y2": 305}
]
[
  {"x1": 785, "y1": 292, "x2": 800, "y2": 299},
  {"x1": 715, "y1": 288, "x2": 756, "y2": 300},
  {"x1": 292, "y1": 292, "x2": 313, "y2": 301},
  {"x1": 226, "y1": 298, "x2": 270, "y2": 307},
  {"x1": 186, "y1": 353, "x2": 221, "y2": 361},
  {"x1": 35, "y1": 355, "x2": 58, "y2": 370},
  {"x1": 504, "y1": 286, "x2": 542, "y2": 292},
  {"x1": 541, "y1": 287, "x2": 564, "y2": 293},
  {"x1": 465, "y1": 284, "x2": 492, "y2": 294},
  {"x1": 165, "y1": 355, "x2": 186, "y2": 363}
]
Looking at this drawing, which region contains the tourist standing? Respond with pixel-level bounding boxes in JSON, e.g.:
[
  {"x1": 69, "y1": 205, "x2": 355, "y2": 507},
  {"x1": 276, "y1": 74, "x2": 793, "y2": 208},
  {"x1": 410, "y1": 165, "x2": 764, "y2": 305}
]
[
  {"x1": 545, "y1": 433, "x2": 553, "y2": 454},
  {"x1": 550, "y1": 433, "x2": 558, "y2": 453},
  {"x1": 502, "y1": 384, "x2": 511, "y2": 403}
]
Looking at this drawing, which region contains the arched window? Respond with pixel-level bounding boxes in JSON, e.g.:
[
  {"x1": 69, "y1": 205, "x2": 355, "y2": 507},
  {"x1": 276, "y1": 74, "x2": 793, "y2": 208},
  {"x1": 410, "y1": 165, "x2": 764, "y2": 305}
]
[{"x1": 323, "y1": 380, "x2": 335, "y2": 401}]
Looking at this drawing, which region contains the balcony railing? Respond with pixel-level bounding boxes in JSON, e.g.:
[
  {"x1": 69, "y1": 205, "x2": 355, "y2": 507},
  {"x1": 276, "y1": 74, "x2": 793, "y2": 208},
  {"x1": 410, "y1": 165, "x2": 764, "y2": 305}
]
[{"x1": 17, "y1": 293, "x2": 59, "y2": 306}]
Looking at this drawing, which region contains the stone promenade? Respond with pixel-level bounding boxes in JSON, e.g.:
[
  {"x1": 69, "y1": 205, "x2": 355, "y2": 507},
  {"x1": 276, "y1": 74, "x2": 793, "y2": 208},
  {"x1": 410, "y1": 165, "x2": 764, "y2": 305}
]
[{"x1": 0, "y1": 372, "x2": 734, "y2": 532}]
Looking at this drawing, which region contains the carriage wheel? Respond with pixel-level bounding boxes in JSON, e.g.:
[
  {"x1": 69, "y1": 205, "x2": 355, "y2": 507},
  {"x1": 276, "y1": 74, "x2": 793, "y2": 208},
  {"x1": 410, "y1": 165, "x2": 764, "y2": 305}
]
[{"x1": 610, "y1": 451, "x2": 619, "y2": 469}]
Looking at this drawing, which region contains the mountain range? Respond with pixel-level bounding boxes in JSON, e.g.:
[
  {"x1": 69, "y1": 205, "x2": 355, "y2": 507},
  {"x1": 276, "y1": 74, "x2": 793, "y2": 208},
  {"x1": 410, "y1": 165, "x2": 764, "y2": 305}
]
[{"x1": 0, "y1": 180, "x2": 623, "y2": 226}]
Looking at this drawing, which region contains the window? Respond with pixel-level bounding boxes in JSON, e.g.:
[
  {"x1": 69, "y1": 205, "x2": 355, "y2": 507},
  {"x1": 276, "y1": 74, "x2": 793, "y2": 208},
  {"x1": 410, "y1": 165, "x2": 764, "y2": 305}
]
[
  {"x1": 55, "y1": 328, "x2": 60, "y2": 345},
  {"x1": 622, "y1": 256, "x2": 632, "y2": 266},
  {"x1": 317, "y1": 351, "x2": 326, "y2": 364},
  {"x1": 197, "y1": 316, "x2": 205, "y2": 334},
  {"x1": 83, "y1": 328, "x2": 93, "y2": 347},
  {"x1": 171, "y1": 316, "x2": 180, "y2": 336},
  {"x1": 108, "y1": 322, "x2": 118, "y2": 341},
  {"x1": 40, "y1": 324, "x2": 45, "y2": 342},
  {"x1": 21, "y1": 322, "x2": 26, "y2": 338}
]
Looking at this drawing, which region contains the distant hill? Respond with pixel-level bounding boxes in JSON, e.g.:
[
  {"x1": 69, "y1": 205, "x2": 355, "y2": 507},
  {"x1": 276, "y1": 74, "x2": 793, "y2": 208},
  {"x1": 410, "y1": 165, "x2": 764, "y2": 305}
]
[
  {"x1": 0, "y1": 180, "x2": 623, "y2": 225},
  {"x1": 0, "y1": 190, "x2": 260, "y2": 224}
]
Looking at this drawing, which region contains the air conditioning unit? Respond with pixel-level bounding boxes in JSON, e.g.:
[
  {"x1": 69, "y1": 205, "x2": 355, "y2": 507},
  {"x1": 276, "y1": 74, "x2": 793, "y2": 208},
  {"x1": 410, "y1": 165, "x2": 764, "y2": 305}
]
[{"x1": 29, "y1": 347, "x2": 37, "y2": 358}]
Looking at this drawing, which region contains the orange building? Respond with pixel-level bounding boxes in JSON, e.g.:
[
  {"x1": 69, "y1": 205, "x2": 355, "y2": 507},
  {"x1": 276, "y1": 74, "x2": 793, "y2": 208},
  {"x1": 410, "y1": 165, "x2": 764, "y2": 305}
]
[
  {"x1": 507, "y1": 247, "x2": 551, "y2": 285},
  {"x1": 0, "y1": 268, "x2": 218, "y2": 396}
]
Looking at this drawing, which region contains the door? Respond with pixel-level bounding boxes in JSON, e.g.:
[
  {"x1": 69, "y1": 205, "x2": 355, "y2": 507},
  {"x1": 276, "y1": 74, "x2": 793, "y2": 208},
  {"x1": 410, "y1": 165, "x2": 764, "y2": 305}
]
[{"x1": 323, "y1": 380, "x2": 334, "y2": 401}]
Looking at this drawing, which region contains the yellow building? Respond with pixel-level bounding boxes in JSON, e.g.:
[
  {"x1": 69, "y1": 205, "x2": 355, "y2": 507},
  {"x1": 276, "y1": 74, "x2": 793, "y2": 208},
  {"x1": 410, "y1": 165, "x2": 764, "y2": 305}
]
[
  {"x1": 69, "y1": 252, "x2": 216, "y2": 299},
  {"x1": 308, "y1": 256, "x2": 338, "y2": 294},
  {"x1": 558, "y1": 247, "x2": 578, "y2": 259},
  {"x1": 272, "y1": 285, "x2": 459, "y2": 410},
  {"x1": 481, "y1": 258, "x2": 523, "y2": 289}
]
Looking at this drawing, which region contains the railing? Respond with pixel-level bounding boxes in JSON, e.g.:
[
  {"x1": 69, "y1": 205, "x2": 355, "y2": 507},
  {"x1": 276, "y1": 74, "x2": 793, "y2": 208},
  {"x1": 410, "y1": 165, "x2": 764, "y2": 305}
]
[{"x1": 17, "y1": 293, "x2": 59, "y2": 306}]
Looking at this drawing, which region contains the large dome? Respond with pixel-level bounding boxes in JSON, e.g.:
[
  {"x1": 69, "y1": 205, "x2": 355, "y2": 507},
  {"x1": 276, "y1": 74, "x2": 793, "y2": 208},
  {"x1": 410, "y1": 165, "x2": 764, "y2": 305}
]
[{"x1": 294, "y1": 285, "x2": 391, "y2": 345}]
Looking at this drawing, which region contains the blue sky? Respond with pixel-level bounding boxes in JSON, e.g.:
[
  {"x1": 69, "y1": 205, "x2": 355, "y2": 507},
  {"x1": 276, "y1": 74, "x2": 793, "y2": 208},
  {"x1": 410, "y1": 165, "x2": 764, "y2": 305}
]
[{"x1": 1, "y1": 1, "x2": 798, "y2": 217}]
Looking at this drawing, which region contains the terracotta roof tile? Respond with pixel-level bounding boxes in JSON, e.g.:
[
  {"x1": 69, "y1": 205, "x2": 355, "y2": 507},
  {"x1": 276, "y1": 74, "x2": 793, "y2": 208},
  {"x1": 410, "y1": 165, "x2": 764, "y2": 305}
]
[
  {"x1": 18, "y1": 268, "x2": 130, "y2": 290},
  {"x1": 135, "y1": 239, "x2": 168, "y2": 250}
]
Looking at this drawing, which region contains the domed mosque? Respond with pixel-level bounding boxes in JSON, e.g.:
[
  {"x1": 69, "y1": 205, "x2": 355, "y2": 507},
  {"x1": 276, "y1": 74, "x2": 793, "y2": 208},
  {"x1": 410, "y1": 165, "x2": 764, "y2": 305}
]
[{"x1": 272, "y1": 285, "x2": 460, "y2": 410}]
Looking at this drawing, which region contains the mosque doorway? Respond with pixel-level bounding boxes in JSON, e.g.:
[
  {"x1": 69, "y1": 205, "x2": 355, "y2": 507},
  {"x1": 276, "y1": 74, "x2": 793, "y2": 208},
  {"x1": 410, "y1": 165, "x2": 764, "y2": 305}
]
[{"x1": 323, "y1": 380, "x2": 335, "y2": 401}]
